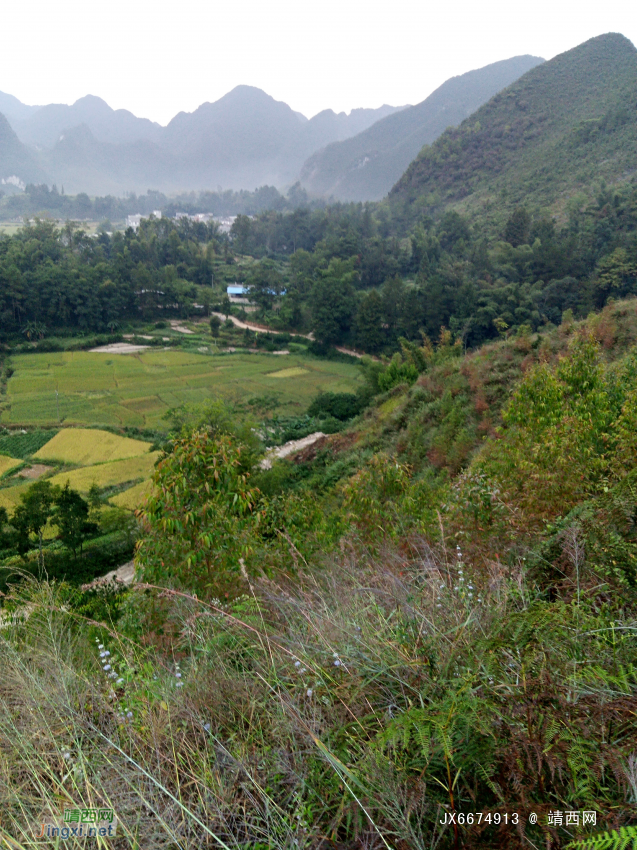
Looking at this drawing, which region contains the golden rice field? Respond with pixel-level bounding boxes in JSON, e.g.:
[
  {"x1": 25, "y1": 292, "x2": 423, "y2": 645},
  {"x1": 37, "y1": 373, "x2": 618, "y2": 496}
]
[
  {"x1": 48, "y1": 452, "x2": 160, "y2": 493},
  {"x1": 0, "y1": 455, "x2": 21, "y2": 479},
  {"x1": 1, "y1": 350, "x2": 363, "y2": 429},
  {"x1": 0, "y1": 428, "x2": 157, "y2": 513},
  {"x1": 34, "y1": 428, "x2": 152, "y2": 465},
  {"x1": 110, "y1": 479, "x2": 155, "y2": 510},
  {"x1": 0, "y1": 481, "x2": 30, "y2": 511}
]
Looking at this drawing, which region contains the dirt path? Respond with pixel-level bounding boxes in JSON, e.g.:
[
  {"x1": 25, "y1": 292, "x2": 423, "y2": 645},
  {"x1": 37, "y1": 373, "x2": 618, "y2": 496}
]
[
  {"x1": 207, "y1": 315, "x2": 374, "y2": 359},
  {"x1": 209, "y1": 313, "x2": 315, "y2": 339},
  {"x1": 260, "y1": 432, "x2": 326, "y2": 470}
]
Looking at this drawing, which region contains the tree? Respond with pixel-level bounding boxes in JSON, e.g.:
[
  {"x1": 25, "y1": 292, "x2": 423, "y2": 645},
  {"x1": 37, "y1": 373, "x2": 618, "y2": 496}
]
[
  {"x1": 356, "y1": 290, "x2": 384, "y2": 353},
  {"x1": 210, "y1": 315, "x2": 222, "y2": 337},
  {"x1": 55, "y1": 482, "x2": 97, "y2": 558},
  {"x1": 11, "y1": 480, "x2": 58, "y2": 567},
  {"x1": 504, "y1": 207, "x2": 531, "y2": 247},
  {"x1": 136, "y1": 431, "x2": 260, "y2": 596},
  {"x1": 310, "y1": 259, "x2": 356, "y2": 346},
  {"x1": 221, "y1": 294, "x2": 232, "y2": 318},
  {"x1": 0, "y1": 507, "x2": 11, "y2": 552},
  {"x1": 246, "y1": 261, "x2": 284, "y2": 315}
]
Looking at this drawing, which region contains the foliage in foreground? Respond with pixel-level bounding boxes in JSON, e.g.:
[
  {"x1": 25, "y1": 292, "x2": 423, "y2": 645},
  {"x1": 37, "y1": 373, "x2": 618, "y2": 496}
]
[{"x1": 1, "y1": 538, "x2": 636, "y2": 850}]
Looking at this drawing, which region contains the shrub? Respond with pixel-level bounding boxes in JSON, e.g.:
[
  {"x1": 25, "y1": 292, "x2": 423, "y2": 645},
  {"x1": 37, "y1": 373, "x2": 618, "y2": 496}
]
[{"x1": 307, "y1": 391, "x2": 363, "y2": 421}]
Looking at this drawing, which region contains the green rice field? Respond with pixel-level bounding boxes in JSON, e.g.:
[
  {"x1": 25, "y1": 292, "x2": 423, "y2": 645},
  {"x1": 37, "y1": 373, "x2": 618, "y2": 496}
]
[{"x1": 1, "y1": 350, "x2": 363, "y2": 428}]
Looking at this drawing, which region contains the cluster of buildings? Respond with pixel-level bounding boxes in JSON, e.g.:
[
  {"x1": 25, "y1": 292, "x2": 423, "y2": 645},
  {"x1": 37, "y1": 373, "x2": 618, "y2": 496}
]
[{"x1": 125, "y1": 210, "x2": 162, "y2": 229}]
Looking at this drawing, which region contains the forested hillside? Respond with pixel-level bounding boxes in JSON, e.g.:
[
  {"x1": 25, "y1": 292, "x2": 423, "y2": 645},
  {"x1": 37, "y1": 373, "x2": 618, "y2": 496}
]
[
  {"x1": 300, "y1": 55, "x2": 543, "y2": 201},
  {"x1": 390, "y1": 33, "x2": 637, "y2": 231}
]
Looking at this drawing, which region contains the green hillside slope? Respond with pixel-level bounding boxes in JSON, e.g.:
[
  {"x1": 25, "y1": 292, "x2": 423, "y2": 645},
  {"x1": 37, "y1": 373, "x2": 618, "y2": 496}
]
[
  {"x1": 300, "y1": 55, "x2": 543, "y2": 202},
  {"x1": 389, "y1": 33, "x2": 637, "y2": 230}
]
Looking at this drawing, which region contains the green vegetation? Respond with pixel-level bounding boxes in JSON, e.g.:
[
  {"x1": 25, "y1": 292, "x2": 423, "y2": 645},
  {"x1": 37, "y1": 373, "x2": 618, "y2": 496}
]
[
  {"x1": 4, "y1": 37, "x2": 637, "y2": 844},
  {"x1": 1, "y1": 303, "x2": 636, "y2": 847},
  {"x1": 2, "y1": 350, "x2": 362, "y2": 428},
  {"x1": 390, "y1": 33, "x2": 637, "y2": 230},
  {"x1": 0, "y1": 428, "x2": 56, "y2": 458}
]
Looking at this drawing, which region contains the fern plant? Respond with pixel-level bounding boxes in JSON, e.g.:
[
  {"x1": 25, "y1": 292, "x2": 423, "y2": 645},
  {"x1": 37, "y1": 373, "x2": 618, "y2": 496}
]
[{"x1": 566, "y1": 826, "x2": 637, "y2": 850}]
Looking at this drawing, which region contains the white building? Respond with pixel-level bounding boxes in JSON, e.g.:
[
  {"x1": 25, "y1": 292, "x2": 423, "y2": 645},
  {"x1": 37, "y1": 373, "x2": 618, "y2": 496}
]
[{"x1": 126, "y1": 210, "x2": 162, "y2": 230}]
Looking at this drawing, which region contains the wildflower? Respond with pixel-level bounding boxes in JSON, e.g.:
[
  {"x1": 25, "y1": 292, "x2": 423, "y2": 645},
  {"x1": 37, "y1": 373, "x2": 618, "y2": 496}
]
[
  {"x1": 103, "y1": 664, "x2": 112, "y2": 671},
  {"x1": 126, "y1": 711, "x2": 133, "y2": 719},
  {"x1": 332, "y1": 652, "x2": 338, "y2": 658},
  {"x1": 306, "y1": 689, "x2": 313, "y2": 698},
  {"x1": 294, "y1": 661, "x2": 301, "y2": 668},
  {"x1": 98, "y1": 643, "x2": 104, "y2": 649},
  {"x1": 176, "y1": 681, "x2": 184, "y2": 687},
  {"x1": 334, "y1": 660, "x2": 341, "y2": 667},
  {"x1": 300, "y1": 668, "x2": 306, "y2": 674},
  {"x1": 63, "y1": 752, "x2": 71, "y2": 760},
  {"x1": 175, "y1": 672, "x2": 182, "y2": 678},
  {"x1": 116, "y1": 678, "x2": 124, "y2": 685},
  {"x1": 203, "y1": 723, "x2": 211, "y2": 733}
]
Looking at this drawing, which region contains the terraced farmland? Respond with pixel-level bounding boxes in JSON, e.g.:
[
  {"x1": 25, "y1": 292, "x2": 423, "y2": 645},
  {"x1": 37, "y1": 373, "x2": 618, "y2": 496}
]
[
  {"x1": 1, "y1": 350, "x2": 363, "y2": 429},
  {"x1": 34, "y1": 428, "x2": 152, "y2": 465},
  {"x1": 0, "y1": 428, "x2": 157, "y2": 514},
  {"x1": 0, "y1": 455, "x2": 21, "y2": 479}
]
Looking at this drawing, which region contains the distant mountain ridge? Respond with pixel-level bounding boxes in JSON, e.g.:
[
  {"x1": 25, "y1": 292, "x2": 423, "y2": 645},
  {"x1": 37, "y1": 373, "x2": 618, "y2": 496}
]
[
  {"x1": 300, "y1": 55, "x2": 544, "y2": 201},
  {"x1": 0, "y1": 113, "x2": 48, "y2": 189},
  {"x1": 0, "y1": 87, "x2": 405, "y2": 195},
  {"x1": 389, "y1": 33, "x2": 637, "y2": 228}
]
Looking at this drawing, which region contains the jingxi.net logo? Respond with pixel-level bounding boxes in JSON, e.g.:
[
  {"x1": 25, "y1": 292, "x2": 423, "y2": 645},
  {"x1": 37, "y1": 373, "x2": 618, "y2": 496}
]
[{"x1": 36, "y1": 807, "x2": 118, "y2": 840}]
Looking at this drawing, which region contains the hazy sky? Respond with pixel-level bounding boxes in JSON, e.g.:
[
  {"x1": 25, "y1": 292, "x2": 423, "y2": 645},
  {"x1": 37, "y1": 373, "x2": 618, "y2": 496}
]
[{"x1": 2, "y1": 0, "x2": 635, "y2": 125}]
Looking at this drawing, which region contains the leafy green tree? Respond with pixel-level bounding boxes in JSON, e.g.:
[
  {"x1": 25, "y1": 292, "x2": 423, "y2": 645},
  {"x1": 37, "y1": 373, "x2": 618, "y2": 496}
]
[
  {"x1": 0, "y1": 507, "x2": 11, "y2": 552},
  {"x1": 310, "y1": 259, "x2": 356, "y2": 346},
  {"x1": 356, "y1": 290, "x2": 384, "y2": 353},
  {"x1": 55, "y1": 482, "x2": 97, "y2": 558},
  {"x1": 221, "y1": 294, "x2": 232, "y2": 318},
  {"x1": 209, "y1": 315, "x2": 222, "y2": 337},
  {"x1": 11, "y1": 480, "x2": 58, "y2": 567},
  {"x1": 136, "y1": 430, "x2": 260, "y2": 596},
  {"x1": 246, "y1": 261, "x2": 284, "y2": 314},
  {"x1": 504, "y1": 207, "x2": 531, "y2": 247}
]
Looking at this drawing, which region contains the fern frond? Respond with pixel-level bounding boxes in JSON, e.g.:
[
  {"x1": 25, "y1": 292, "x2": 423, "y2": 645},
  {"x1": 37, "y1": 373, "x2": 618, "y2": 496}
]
[{"x1": 566, "y1": 826, "x2": 637, "y2": 850}]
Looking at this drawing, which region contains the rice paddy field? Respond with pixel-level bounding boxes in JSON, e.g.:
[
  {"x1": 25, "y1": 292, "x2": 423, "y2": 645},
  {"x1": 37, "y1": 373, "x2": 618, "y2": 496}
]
[
  {"x1": 1, "y1": 349, "x2": 363, "y2": 429},
  {"x1": 0, "y1": 455, "x2": 21, "y2": 479},
  {"x1": 34, "y1": 428, "x2": 152, "y2": 465},
  {"x1": 0, "y1": 428, "x2": 157, "y2": 513}
]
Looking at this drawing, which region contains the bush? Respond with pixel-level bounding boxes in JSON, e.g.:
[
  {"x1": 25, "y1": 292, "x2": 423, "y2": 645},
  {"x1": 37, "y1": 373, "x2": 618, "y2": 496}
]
[{"x1": 308, "y1": 391, "x2": 363, "y2": 421}]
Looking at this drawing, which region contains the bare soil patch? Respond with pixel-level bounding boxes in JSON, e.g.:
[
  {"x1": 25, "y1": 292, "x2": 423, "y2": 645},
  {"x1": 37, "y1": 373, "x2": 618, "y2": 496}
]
[
  {"x1": 17, "y1": 464, "x2": 52, "y2": 480},
  {"x1": 90, "y1": 343, "x2": 150, "y2": 354}
]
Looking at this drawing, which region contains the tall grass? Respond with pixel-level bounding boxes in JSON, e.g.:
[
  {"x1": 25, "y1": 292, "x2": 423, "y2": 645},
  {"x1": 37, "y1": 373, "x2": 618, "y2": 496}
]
[{"x1": 1, "y1": 534, "x2": 635, "y2": 848}]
